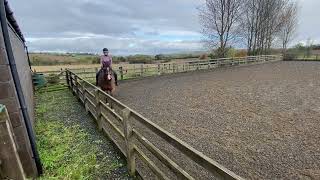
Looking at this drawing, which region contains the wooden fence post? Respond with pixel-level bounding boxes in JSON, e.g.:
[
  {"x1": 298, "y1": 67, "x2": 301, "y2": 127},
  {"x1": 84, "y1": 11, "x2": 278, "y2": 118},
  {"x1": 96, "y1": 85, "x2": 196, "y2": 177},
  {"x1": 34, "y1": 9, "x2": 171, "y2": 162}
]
[
  {"x1": 66, "y1": 70, "x2": 70, "y2": 88},
  {"x1": 0, "y1": 105, "x2": 26, "y2": 180},
  {"x1": 119, "y1": 66, "x2": 124, "y2": 80},
  {"x1": 74, "y1": 76, "x2": 79, "y2": 97},
  {"x1": 94, "y1": 89, "x2": 102, "y2": 131},
  {"x1": 140, "y1": 64, "x2": 143, "y2": 77},
  {"x1": 122, "y1": 108, "x2": 136, "y2": 176},
  {"x1": 70, "y1": 73, "x2": 74, "y2": 92},
  {"x1": 82, "y1": 82, "x2": 89, "y2": 112},
  {"x1": 173, "y1": 64, "x2": 175, "y2": 73},
  {"x1": 158, "y1": 64, "x2": 161, "y2": 75}
]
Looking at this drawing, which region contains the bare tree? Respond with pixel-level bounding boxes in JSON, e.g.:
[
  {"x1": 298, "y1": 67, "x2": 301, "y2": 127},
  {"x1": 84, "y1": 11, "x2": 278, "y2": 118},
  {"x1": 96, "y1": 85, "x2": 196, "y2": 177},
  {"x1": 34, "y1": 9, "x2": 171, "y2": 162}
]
[
  {"x1": 241, "y1": 0, "x2": 298, "y2": 55},
  {"x1": 279, "y1": 1, "x2": 298, "y2": 54},
  {"x1": 199, "y1": 0, "x2": 243, "y2": 58}
]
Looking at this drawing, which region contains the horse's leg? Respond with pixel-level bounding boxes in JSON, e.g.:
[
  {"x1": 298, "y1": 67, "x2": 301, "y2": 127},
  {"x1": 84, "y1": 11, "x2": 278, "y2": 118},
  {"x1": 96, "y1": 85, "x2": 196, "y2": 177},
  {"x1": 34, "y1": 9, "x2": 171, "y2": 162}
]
[
  {"x1": 110, "y1": 79, "x2": 116, "y2": 97},
  {"x1": 110, "y1": 87, "x2": 115, "y2": 97}
]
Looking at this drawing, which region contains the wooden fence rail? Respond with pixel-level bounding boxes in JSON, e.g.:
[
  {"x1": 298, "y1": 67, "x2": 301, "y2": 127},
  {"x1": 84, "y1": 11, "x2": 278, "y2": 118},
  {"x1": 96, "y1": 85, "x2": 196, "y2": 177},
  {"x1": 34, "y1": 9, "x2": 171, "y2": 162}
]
[
  {"x1": 70, "y1": 55, "x2": 282, "y2": 81},
  {"x1": 38, "y1": 55, "x2": 282, "y2": 85},
  {"x1": 65, "y1": 55, "x2": 282, "y2": 179},
  {"x1": 0, "y1": 105, "x2": 26, "y2": 180},
  {"x1": 66, "y1": 68, "x2": 246, "y2": 179}
]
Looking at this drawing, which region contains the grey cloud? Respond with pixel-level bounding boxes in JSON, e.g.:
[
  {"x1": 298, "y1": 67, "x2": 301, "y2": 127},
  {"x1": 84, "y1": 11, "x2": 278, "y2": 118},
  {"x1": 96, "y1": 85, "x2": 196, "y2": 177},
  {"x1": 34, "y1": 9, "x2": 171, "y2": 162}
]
[
  {"x1": 295, "y1": 0, "x2": 320, "y2": 44},
  {"x1": 9, "y1": 0, "x2": 203, "y2": 54},
  {"x1": 9, "y1": 0, "x2": 319, "y2": 54},
  {"x1": 27, "y1": 35, "x2": 202, "y2": 55}
]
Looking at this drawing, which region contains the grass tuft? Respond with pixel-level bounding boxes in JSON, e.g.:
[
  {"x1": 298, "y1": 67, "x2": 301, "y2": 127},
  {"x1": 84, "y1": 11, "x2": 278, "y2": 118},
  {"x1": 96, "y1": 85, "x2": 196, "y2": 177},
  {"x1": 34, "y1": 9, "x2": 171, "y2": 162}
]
[{"x1": 36, "y1": 112, "x2": 98, "y2": 179}]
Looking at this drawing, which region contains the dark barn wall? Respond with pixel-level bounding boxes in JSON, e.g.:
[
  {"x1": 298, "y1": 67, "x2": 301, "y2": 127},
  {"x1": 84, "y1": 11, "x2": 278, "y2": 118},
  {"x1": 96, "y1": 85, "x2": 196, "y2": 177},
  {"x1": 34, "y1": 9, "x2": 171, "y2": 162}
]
[
  {"x1": 0, "y1": 14, "x2": 37, "y2": 179},
  {"x1": 8, "y1": 25, "x2": 34, "y2": 124}
]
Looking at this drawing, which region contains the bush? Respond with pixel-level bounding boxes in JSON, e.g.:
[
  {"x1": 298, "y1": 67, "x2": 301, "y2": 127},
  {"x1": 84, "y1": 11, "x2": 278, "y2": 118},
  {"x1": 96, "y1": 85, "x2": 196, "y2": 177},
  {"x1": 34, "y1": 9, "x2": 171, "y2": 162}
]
[
  {"x1": 155, "y1": 54, "x2": 166, "y2": 60},
  {"x1": 208, "y1": 53, "x2": 218, "y2": 59},
  {"x1": 199, "y1": 54, "x2": 208, "y2": 60},
  {"x1": 283, "y1": 53, "x2": 298, "y2": 61},
  {"x1": 90, "y1": 56, "x2": 100, "y2": 64},
  {"x1": 46, "y1": 74, "x2": 60, "y2": 84},
  {"x1": 127, "y1": 54, "x2": 154, "y2": 64},
  {"x1": 235, "y1": 50, "x2": 247, "y2": 57}
]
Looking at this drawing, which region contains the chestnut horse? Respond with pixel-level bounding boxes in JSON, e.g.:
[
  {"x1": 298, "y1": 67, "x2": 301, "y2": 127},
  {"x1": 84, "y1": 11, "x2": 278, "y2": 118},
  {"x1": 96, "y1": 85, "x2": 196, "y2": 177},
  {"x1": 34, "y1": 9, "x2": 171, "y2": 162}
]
[{"x1": 97, "y1": 67, "x2": 116, "y2": 96}]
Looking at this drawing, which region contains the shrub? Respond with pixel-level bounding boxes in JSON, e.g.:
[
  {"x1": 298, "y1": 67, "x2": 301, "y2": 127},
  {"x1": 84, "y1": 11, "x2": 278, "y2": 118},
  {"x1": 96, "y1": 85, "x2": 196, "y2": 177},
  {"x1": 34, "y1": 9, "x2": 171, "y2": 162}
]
[
  {"x1": 283, "y1": 53, "x2": 297, "y2": 61},
  {"x1": 235, "y1": 50, "x2": 247, "y2": 57},
  {"x1": 199, "y1": 54, "x2": 208, "y2": 60},
  {"x1": 127, "y1": 54, "x2": 154, "y2": 64},
  {"x1": 155, "y1": 54, "x2": 166, "y2": 60},
  {"x1": 90, "y1": 56, "x2": 100, "y2": 64},
  {"x1": 46, "y1": 74, "x2": 60, "y2": 84}
]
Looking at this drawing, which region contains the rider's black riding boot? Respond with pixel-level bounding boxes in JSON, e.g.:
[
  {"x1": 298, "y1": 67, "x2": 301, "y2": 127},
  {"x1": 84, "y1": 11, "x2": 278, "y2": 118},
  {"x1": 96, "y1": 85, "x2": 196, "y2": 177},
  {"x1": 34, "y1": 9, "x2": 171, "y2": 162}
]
[{"x1": 96, "y1": 71, "x2": 99, "y2": 86}]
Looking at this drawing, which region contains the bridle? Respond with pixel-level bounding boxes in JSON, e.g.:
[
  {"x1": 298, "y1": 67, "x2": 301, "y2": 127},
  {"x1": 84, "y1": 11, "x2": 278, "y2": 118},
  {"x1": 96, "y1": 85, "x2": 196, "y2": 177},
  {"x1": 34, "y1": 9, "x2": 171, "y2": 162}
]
[{"x1": 103, "y1": 67, "x2": 112, "y2": 81}]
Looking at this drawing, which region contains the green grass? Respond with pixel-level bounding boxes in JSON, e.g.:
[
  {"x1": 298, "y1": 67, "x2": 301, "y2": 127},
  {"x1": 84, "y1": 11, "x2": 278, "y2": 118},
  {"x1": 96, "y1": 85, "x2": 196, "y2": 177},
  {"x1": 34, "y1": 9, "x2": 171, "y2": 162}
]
[
  {"x1": 36, "y1": 121, "x2": 97, "y2": 179},
  {"x1": 36, "y1": 100, "x2": 98, "y2": 179},
  {"x1": 35, "y1": 89, "x2": 129, "y2": 179}
]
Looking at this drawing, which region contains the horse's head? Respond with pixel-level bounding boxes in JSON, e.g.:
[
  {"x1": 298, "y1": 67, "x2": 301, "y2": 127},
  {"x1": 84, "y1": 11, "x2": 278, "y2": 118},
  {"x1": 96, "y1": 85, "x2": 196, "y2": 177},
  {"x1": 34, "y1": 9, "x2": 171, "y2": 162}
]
[{"x1": 103, "y1": 67, "x2": 112, "y2": 81}]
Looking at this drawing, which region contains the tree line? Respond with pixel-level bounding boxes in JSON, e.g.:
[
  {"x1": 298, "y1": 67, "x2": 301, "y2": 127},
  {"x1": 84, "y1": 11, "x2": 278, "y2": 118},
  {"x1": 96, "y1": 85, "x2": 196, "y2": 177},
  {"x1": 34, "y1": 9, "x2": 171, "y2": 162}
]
[{"x1": 199, "y1": 0, "x2": 299, "y2": 57}]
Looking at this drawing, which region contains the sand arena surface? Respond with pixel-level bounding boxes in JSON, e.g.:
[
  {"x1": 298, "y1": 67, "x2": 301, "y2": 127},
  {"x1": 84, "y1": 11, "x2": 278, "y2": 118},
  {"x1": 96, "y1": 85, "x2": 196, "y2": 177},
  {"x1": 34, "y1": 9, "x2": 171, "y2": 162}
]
[{"x1": 116, "y1": 61, "x2": 320, "y2": 179}]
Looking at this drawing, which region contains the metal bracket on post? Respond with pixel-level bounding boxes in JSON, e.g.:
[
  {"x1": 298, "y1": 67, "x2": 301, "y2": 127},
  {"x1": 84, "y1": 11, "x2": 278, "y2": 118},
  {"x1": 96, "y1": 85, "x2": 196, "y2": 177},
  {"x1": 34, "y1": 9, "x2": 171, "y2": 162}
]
[{"x1": 122, "y1": 108, "x2": 136, "y2": 176}]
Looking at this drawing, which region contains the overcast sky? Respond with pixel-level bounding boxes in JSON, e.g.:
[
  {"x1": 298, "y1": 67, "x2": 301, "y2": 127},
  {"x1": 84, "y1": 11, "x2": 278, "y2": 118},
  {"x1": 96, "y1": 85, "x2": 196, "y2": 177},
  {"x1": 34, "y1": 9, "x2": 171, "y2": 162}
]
[{"x1": 9, "y1": 0, "x2": 320, "y2": 55}]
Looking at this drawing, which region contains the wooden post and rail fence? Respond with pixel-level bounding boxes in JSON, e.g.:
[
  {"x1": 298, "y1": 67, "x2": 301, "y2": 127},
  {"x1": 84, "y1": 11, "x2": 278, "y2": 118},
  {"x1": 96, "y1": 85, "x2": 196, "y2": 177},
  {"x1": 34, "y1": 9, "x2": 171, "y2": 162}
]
[
  {"x1": 0, "y1": 105, "x2": 26, "y2": 180},
  {"x1": 0, "y1": 55, "x2": 284, "y2": 178},
  {"x1": 40, "y1": 55, "x2": 283, "y2": 84},
  {"x1": 64, "y1": 55, "x2": 283, "y2": 179},
  {"x1": 83, "y1": 55, "x2": 282, "y2": 81},
  {"x1": 66, "y1": 69, "x2": 244, "y2": 180}
]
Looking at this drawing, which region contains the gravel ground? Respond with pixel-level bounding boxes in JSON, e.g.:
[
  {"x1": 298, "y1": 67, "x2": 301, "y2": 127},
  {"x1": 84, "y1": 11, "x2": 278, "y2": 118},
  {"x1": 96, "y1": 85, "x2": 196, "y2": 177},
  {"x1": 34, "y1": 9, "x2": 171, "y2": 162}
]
[
  {"x1": 115, "y1": 61, "x2": 320, "y2": 179},
  {"x1": 36, "y1": 90, "x2": 131, "y2": 179}
]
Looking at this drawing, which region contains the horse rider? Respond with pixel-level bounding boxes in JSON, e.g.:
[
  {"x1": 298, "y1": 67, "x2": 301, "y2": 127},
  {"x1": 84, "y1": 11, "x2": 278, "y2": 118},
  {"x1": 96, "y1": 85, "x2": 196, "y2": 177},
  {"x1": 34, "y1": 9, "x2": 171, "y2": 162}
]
[{"x1": 96, "y1": 48, "x2": 118, "y2": 86}]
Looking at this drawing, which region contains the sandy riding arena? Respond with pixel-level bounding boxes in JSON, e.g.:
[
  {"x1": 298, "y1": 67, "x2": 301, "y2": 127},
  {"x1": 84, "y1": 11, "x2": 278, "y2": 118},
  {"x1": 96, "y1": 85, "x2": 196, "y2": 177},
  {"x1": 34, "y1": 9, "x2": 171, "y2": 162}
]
[{"x1": 116, "y1": 61, "x2": 320, "y2": 179}]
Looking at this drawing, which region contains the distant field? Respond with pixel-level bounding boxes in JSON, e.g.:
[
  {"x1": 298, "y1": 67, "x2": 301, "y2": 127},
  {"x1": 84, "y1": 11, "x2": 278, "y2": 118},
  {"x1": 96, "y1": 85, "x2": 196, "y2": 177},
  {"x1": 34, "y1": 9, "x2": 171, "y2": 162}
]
[
  {"x1": 30, "y1": 53, "x2": 99, "y2": 66},
  {"x1": 32, "y1": 64, "x2": 99, "y2": 72},
  {"x1": 32, "y1": 63, "x2": 158, "y2": 72}
]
